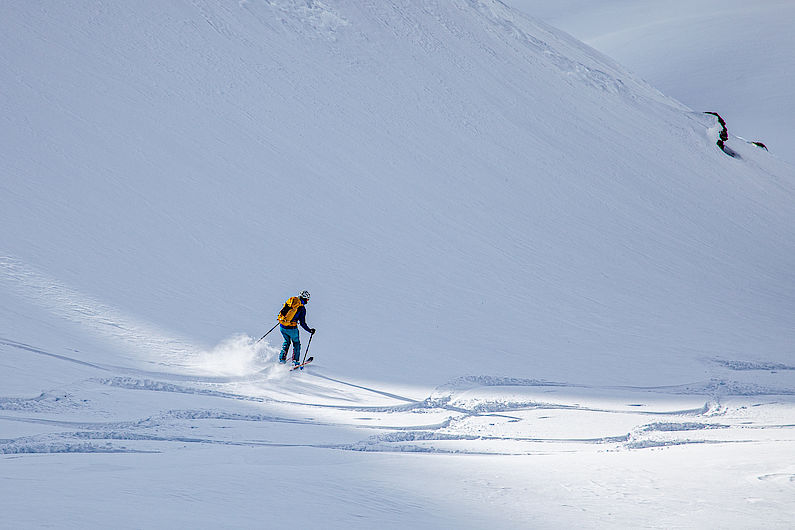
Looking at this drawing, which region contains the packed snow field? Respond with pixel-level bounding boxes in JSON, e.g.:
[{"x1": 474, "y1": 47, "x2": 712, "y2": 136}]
[
  {"x1": 2, "y1": 1, "x2": 795, "y2": 528},
  {"x1": 3, "y1": 334, "x2": 795, "y2": 528}
]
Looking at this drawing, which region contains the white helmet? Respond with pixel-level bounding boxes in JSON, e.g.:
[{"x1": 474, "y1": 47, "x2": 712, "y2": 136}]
[{"x1": 299, "y1": 290, "x2": 311, "y2": 301}]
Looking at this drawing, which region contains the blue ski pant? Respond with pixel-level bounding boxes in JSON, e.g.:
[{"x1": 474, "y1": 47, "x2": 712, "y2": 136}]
[{"x1": 280, "y1": 326, "x2": 300, "y2": 362}]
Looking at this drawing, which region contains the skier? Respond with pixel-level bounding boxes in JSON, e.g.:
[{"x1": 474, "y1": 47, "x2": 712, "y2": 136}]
[{"x1": 277, "y1": 290, "x2": 316, "y2": 365}]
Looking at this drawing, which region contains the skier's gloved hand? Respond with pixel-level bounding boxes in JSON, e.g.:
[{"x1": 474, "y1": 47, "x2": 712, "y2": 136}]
[{"x1": 309, "y1": 328, "x2": 316, "y2": 334}]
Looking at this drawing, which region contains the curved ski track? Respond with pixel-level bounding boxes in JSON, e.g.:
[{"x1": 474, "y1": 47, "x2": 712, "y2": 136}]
[{"x1": 2, "y1": 338, "x2": 794, "y2": 456}]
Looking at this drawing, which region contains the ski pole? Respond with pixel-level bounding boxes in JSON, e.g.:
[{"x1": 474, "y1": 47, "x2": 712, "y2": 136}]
[
  {"x1": 256, "y1": 322, "x2": 279, "y2": 343},
  {"x1": 301, "y1": 331, "x2": 314, "y2": 364}
]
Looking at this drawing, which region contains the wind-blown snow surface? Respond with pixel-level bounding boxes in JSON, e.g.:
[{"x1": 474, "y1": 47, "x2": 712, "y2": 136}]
[
  {"x1": 2, "y1": 1, "x2": 794, "y2": 528},
  {"x1": 505, "y1": 0, "x2": 795, "y2": 164}
]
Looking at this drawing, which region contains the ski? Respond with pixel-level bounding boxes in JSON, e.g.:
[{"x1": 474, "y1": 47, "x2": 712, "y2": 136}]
[{"x1": 290, "y1": 357, "x2": 313, "y2": 371}]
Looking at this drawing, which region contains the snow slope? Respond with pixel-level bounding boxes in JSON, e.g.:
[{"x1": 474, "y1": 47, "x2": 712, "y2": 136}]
[
  {"x1": 505, "y1": 0, "x2": 795, "y2": 164},
  {"x1": 2, "y1": 0, "x2": 793, "y2": 386},
  {"x1": 2, "y1": 1, "x2": 794, "y2": 527}
]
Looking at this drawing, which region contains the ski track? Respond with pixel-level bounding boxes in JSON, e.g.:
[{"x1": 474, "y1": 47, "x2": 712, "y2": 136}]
[{"x1": 2, "y1": 341, "x2": 794, "y2": 456}]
